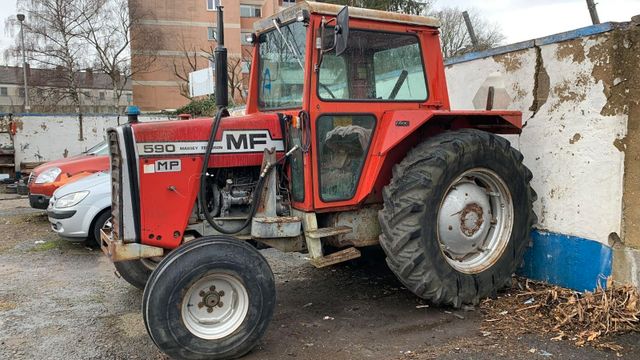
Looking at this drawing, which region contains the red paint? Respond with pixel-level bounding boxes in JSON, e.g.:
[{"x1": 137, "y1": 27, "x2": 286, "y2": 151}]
[
  {"x1": 28, "y1": 154, "x2": 109, "y2": 198},
  {"x1": 131, "y1": 12, "x2": 523, "y2": 248}
]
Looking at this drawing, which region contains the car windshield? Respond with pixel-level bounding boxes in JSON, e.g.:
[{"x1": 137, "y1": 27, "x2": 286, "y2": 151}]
[
  {"x1": 84, "y1": 141, "x2": 109, "y2": 156},
  {"x1": 258, "y1": 21, "x2": 306, "y2": 110}
]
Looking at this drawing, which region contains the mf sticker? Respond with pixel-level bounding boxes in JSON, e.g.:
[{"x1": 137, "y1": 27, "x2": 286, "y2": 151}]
[{"x1": 146, "y1": 159, "x2": 182, "y2": 173}]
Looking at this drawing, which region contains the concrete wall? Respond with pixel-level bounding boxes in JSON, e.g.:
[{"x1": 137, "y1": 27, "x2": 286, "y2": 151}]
[
  {"x1": 4, "y1": 114, "x2": 171, "y2": 167},
  {"x1": 445, "y1": 21, "x2": 639, "y2": 290}
]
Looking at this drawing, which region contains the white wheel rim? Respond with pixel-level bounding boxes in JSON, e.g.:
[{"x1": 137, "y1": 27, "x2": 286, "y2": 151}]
[
  {"x1": 436, "y1": 168, "x2": 514, "y2": 274},
  {"x1": 181, "y1": 273, "x2": 249, "y2": 340}
]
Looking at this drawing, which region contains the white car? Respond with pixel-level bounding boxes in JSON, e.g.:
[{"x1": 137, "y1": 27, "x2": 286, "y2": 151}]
[{"x1": 47, "y1": 171, "x2": 111, "y2": 247}]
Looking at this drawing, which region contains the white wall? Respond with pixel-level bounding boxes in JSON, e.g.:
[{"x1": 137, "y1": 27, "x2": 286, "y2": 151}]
[
  {"x1": 11, "y1": 114, "x2": 172, "y2": 166},
  {"x1": 445, "y1": 32, "x2": 627, "y2": 245}
]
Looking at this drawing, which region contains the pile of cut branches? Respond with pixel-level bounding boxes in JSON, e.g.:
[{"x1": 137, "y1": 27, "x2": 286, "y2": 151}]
[{"x1": 480, "y1": 277, "x2": 640, "y2": 351}]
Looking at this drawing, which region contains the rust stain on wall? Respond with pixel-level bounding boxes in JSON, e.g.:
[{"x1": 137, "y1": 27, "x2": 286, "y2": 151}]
[
  {"x1": 569, "y1": 133, "x2": 582, "y2": 144},
  {"x1": 494, "y1": 50, "x2": 525, "y2": 72},
  {"x1": 555, "y1": 40, "x2": 586, "y2": 63}
]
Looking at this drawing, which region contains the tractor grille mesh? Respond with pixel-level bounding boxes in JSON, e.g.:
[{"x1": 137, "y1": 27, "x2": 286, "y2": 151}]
[{"x1": 107, "y1": 130, "x2": 122, "y2": 240}]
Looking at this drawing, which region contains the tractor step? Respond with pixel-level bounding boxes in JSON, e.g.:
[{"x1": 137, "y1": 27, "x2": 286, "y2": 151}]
[
  {"x1": 310, "y1": 247, "x2": 361, "y2": 268},
  {"x1": 305, "y1": 226, "x2": 352, "y2": 239}
]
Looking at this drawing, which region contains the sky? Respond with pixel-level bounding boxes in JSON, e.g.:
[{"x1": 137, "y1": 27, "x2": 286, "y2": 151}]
[
  {"x1": 0, "y1": 0, "x2": 639, "y2": 65},
  {"x1": 432, "y1": 0, "x2": 640, "y2": 43}
]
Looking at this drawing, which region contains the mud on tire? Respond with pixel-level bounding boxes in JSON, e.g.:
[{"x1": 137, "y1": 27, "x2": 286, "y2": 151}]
[{"x1": 378, "y1": 129, "x2": 537, "y2": 307}]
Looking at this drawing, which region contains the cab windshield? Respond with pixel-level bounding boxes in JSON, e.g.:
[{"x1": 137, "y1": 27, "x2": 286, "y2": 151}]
[{"x1": 258, "y1": 21, "x2": 307, "y2": 110}]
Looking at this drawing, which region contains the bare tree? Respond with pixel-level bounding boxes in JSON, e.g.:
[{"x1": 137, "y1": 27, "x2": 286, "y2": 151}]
[
  {"x1": 8, "y1": 0, "x2": 101, "y2": 112},
  {"x1": 171, "y1": 34, "x2": 215, "y2": 100},
  {"x1": 171, "y1": 34, "x2": 250, "y2": 105},
  {"x1": 320, "y1": 0, "x2": 433, "y2": 15},
  {"x1": 433, "y1": 7, "x2": 505, "y2": 59},
  {"x1": 81, "y1": 0, "x2": 161, "y2": 114}
]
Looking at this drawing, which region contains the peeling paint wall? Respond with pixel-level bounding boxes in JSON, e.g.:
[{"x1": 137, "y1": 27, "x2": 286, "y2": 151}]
[
  {"x1": 11, "y1": 115, "x2": 170, "y2": 166},
  {"x1": 445, "y1": 22, "x2": 639, "y2": 288},
  {"x1": 446, "y1": 28, "x2": 628, "y2": 246}
]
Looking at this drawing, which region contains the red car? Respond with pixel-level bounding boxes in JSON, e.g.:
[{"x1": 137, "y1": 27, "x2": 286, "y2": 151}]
[{"x1": 28, "y1": 141, "x2": 110, "y2": 209}]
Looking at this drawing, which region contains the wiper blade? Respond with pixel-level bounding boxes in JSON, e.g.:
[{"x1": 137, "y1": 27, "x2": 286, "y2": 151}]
[{"x1": 273, "y1": 19, "x2": 304, "y2": 70}]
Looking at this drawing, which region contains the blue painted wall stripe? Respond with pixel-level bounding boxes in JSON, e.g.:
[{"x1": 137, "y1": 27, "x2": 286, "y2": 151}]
[{"x1": 518, "y1": 230, "x2": 612, "y2": 292}]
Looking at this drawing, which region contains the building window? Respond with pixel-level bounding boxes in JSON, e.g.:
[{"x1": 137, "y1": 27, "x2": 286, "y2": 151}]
[
  {"x1": 0, "y1": 87, "x2": 7, "y2": 96},
  {"x1": 241, "y1": 32, "x2": 253, "y2": 45},
  {"x1": 208, "y1": 27, "x2": 217, "y2": 41},
  {"x1": 18, "y1": 88, "x2": 25, "y2": 97},
  {"x1": 206, "y1": 0, "x2": 217, "y2": 11},
  {"x1": 282, "y1": 0, "x2": 296, "y2": 6},
  {"x1": 99, "y1": 92, "x2": 106, "y2": 100},
  {"x1": 240, "y1": 5, "x2": 261, "y2": 18}
]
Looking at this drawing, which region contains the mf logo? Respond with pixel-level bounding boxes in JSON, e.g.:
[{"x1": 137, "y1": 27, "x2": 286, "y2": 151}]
[
  {"x1": 225, "y1": 133, "x2": 268, "y2": 151},
  {"x1": 155, "y1": 159, "x2": 181, "y2": 173}
]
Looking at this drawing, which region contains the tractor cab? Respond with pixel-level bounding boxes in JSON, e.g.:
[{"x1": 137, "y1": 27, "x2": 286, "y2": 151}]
[{"x1": 244, "y1": 1, "x2": 449, "y2": 213}]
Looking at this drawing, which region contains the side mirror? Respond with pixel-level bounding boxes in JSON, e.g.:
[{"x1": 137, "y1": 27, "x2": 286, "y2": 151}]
[{"x1": 334, "y1": 6, "x2": 349, "y2": 56}]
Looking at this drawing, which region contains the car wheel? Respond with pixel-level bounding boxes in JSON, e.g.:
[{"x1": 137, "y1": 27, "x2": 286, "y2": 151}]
[{"x1": 88, "y1": 210, "x2": 112, "y2": 248}]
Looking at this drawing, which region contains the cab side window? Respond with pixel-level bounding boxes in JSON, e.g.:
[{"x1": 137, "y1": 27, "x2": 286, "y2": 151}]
[{"x1": 318, "y1": 29, "x2": 428, "y2": 101}]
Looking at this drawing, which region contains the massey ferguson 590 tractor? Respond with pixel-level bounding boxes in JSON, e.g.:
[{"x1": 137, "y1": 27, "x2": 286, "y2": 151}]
[{"x1": 101, "y1": 2, "x2": 536, "y2": 359}]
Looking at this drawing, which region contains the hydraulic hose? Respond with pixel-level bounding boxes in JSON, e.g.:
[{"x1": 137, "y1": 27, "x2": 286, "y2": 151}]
[{"x1": 199, "y1": 108, "x2": 294, "y2": 235}]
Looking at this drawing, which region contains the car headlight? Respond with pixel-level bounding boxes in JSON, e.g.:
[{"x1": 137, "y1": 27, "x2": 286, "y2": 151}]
[
  {"x1": 35, "y1": 167, "x2": 62, "y2": 184},
  {"x1": 54, "y1": 191, "x2": 89, "y2": 208}
]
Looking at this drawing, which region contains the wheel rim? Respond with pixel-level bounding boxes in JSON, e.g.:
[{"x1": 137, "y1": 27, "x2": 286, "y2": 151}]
[
  {"x1": 101, "y1": 217, "x2": 113, "y2": 233},
  {"x1": 181, "y1": 273, "x2": 249, "y2": 340},
  {"x1": 436, "y1": 168, "x2": 514, "y2": 274}
]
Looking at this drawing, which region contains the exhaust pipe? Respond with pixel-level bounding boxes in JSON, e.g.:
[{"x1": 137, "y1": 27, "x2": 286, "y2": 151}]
[{"x1": 215, "y1": 3, "x2": 228, "y2": 108}]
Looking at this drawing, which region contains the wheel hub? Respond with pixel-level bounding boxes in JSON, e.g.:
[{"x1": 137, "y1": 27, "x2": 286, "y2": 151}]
[
  {"x1": 181, "y1": 273, "x2": 249, "y2": 340},
  {"x1": 436, "y1": 168, "x2": 514, "y2": 274},
  {"x1": 199, "y1": 286, "x2": 225, "y2": 312},
  {"x1": 438, "y1": 182, "x2": 492, "y2": 259}
]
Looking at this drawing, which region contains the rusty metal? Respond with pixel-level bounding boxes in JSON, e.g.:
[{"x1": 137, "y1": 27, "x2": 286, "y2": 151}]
[
  {"x1": 310, "y1": 247, "x2": 361, "y2": 268},
  {"x1": 305, "y1": 225, "x2": 352, "y2": 239},
  {"x1": 100, "y1": 229, "x2": 164, "y2": 262},
  {"x1": 459, "y1": 203, "x2": 485, "y2": 237},
  {"x1": 321, "y1": 206, "x2": 381, "y2": 248},
  {"x1": 198, "y1": 286, "x2": 226, "y2": 313},
  {"x1": 252, "y1": 148, "x2": 303, "y2": 239}
]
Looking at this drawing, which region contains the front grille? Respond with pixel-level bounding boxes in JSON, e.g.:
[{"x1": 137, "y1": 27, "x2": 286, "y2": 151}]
[{"x1": 107, "y1": 130, "x2": 122, "y2": 240}]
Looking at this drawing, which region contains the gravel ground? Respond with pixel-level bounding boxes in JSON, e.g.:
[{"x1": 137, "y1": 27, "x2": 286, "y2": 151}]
[{"x1": 0, "y1": 197, "x2": 638, "y2": 359}]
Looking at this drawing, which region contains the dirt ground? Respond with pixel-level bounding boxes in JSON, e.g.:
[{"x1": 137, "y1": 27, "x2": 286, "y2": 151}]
[{"x1": 1, "y1": 196, "x2": 639, "y2": 360}]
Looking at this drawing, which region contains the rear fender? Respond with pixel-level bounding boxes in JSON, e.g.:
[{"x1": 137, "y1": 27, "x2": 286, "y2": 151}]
[{"x1": 359, "y1": 109, "x2": 522, "y2": 204}]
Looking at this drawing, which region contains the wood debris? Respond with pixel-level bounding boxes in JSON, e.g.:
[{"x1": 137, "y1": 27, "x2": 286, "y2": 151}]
[{"x1": 480, "y1": 277, "x2": 640, "y2": 351}]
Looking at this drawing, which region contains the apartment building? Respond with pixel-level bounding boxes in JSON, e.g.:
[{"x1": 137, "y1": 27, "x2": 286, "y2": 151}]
[{"x1": 131, "y1": 0, "x2": 296, "y2": 111}]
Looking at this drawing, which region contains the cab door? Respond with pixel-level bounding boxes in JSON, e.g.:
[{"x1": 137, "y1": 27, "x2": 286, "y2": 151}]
[{"x1": 308, "y1": 17, "x2": 431, "y2": 211}]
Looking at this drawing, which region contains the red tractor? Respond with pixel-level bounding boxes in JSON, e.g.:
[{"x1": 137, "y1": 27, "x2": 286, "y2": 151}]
[{"x1": 101, "y1": 2, "x2": 535, "y2": 359}]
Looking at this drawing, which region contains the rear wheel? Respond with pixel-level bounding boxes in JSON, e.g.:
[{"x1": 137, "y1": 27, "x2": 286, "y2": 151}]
[
  {"x1": 142, "y1": 236, "x2": 275, "y2": 360},
  {"x1": 379, "y1": 129, "x2": 536, "y2": 307}
]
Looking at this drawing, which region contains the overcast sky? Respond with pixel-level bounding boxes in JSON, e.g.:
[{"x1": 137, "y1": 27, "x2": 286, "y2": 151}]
[{"x1": 1, "y1": 0, "x2": 639, "y2": 66}]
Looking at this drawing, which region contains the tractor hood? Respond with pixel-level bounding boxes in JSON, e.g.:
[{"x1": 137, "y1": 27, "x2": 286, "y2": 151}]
[{"x1": 131, "y1": 112, "x2": 286, "y2": 168}]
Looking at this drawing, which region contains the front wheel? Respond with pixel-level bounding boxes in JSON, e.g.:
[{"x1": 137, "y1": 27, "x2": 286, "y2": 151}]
[
  {"x1": 142, "y1": 236, "x2": 275, "y2": 360},
  {"x1": 379, "y1": 129, "x2": 537, "y2": 307},
  {"x1": 114, "y1": 258, "x2": 159, "y2": 290}
]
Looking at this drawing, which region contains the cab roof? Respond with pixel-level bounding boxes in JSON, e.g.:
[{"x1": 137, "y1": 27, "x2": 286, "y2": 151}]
[{"x1": 253, "y1": 1, "x2": 440, "y2": 33}]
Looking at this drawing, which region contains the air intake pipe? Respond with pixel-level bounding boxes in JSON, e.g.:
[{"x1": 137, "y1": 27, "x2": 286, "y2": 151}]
[{"x1": 215, "y1": 4, "x2": 228, "y2": 108}]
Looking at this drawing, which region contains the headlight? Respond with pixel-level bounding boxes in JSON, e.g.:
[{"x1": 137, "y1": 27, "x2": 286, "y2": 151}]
[
  {"x1": 54, "y1": 191, "x2": 89, "y2": 208},
  {"x1": 35, "y1": 167, "x2": 62, "y2": 184}
]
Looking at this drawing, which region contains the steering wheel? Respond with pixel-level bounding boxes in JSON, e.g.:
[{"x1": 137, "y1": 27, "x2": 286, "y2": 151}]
[{"x1": 319, "y1": 83, "x2": 337, "y2": 99}]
